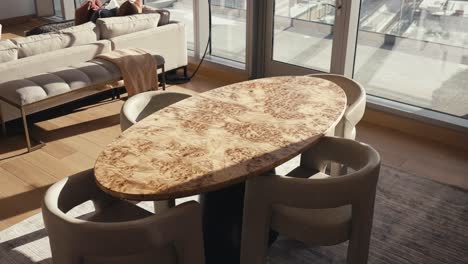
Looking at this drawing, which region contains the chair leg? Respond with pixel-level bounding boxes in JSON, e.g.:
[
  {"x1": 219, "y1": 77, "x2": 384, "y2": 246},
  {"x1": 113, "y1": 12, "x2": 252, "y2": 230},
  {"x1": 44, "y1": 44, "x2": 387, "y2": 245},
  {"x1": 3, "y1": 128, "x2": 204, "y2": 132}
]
[
  {"x1": 346, "y1": 204, "x2": 374, "y2": 264},
  {"x1": 21, "y1": 107, "x2": 44, "y2": 152}
]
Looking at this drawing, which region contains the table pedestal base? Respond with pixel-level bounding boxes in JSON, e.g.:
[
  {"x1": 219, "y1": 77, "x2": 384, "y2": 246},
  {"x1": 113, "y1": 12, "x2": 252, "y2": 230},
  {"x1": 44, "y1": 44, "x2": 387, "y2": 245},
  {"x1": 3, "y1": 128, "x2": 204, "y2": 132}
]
[
  {"x1": 201, "y1": 183, "x2": 245, "y2": 264},
  {"x1": 200, "y1": 182, "x2": 278, "y2": 264}
]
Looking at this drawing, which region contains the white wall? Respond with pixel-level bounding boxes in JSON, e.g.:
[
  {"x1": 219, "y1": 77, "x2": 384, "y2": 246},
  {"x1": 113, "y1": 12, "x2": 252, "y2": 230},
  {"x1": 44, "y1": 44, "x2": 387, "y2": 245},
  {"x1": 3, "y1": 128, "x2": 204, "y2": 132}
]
[{"x1": 0, "y1": 0, "x2": 36, "y2": 20}]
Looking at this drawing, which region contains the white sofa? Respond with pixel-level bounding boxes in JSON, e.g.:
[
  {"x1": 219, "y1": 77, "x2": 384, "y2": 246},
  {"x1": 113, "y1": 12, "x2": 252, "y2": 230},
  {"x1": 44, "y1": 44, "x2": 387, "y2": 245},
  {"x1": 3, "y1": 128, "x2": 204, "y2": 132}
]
[{"x1": 0, "y1": 13, "x2": 187, "y2": 151}]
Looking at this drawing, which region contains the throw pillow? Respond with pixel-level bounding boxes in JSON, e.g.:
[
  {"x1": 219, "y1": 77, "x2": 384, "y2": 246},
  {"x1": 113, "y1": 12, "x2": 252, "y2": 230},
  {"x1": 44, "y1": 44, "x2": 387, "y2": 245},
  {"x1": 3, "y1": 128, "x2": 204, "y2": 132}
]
[
  {"x1": 97, "y1": 13, "x2": 160, "y2": 39},
  {"x1": 118, "y1": 0, "x2": 142, "y2": 16}
]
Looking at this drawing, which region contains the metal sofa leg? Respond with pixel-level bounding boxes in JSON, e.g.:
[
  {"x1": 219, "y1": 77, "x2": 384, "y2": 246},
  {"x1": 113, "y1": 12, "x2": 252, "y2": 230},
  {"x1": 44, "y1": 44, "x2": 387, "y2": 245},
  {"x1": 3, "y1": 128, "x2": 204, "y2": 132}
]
[{"x1": 20, "y1": 107, "x2": 44, "y2": 152}]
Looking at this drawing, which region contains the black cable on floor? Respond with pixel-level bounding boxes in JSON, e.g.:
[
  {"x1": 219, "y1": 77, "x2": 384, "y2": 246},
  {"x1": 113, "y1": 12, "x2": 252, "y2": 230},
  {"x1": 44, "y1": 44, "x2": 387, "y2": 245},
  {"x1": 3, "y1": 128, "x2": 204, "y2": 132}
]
[{"x1": 166, "y1": 0, "x2": 212, "y2": 84}]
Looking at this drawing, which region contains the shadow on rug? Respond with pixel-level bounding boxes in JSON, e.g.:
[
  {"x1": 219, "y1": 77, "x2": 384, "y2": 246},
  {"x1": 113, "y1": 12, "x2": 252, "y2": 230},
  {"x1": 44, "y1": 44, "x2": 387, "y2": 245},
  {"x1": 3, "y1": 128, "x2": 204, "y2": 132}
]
[{"x1": 269, "y1": 166, "x2": 468, "y2": 264}]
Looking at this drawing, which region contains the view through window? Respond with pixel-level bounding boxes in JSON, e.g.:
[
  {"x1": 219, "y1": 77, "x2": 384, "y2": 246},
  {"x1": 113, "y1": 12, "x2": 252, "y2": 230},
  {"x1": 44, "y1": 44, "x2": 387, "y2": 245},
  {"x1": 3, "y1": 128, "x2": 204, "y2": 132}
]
[
  {"x1": 272, "y1": 0, "x2": 335, "y2": 72},
  {"x1": 271, "y1": 0, "x2": 468, "y2": 120},
  {"x1": 54, "y1": 0, "x2": 63, "y2": 17},
  {"x1": 145, "y1": 0, "x2": 195, "y2": 50},
  {"x1": 144, "y1": 0, "x2": 247, "y2": 63},
  {"x1": 143, "y1": 0, "x2": 466, "y2": 120},
  {"x1": 210, "y1": 0, "x2": 247, "y2": 63},
  {"x1": 354, "y1": 0, "x2": 468, "y2": 119}
]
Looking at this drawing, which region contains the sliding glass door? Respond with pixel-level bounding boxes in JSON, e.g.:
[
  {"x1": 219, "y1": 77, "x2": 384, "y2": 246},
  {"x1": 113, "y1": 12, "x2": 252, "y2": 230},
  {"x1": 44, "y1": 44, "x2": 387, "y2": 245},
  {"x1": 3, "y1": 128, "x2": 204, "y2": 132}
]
[
  {"x1": 144, "y1": 0, "x2": 247, "y2": 64},
  {"x1": 264, "y1": 0, "x2": 360, "y2": 76},
  {"x1": 261, "y1": 0, "x2": 468, "y2": 125},
  {"x1": 266, "y1": 0, "x2": 336, "y2": 74}
]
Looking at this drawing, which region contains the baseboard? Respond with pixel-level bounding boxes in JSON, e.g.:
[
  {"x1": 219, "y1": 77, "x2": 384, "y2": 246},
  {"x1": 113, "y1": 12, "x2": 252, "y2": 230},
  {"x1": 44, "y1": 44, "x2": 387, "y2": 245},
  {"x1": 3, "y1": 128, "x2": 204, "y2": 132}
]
[
  {"x1": 363, "y1": 107, "x2": 468, "y2": 152},
  {"x1": 187, "y1": 57, "x2": 248, "y2": 82}
]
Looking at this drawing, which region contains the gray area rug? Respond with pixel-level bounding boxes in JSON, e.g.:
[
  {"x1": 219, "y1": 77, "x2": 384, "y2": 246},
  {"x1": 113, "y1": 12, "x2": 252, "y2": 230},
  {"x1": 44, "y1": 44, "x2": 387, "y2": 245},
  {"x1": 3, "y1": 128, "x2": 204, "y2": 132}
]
[
  {"x1": 1, "y1": 165, "x2": 467, "y2": 263},
  {"x1": 269, "y1": 165, "x2": 468, "y2": 264}
]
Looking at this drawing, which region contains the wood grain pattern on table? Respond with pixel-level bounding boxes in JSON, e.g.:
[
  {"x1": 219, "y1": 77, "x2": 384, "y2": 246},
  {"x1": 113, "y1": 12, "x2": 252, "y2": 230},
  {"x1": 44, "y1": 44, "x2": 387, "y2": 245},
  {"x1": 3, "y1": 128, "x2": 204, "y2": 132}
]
[{"x1": 94, "y1": 76, "x2": 347, "y2": 200}]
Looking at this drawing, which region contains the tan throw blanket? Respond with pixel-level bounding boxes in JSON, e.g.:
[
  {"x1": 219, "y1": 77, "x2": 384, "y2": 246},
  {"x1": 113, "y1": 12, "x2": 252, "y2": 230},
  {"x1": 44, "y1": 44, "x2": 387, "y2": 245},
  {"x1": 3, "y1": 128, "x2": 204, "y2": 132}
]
[{"x1": 97, "y1": 48, "x2": 158, "y2": 96}]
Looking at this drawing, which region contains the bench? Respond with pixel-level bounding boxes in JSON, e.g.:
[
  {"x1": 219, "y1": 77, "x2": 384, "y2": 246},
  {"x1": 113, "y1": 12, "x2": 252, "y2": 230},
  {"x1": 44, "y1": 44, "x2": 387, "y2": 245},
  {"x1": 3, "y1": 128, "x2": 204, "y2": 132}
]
[{"x1": 0, "y1": 54, "x2": 166, "y2": 152}]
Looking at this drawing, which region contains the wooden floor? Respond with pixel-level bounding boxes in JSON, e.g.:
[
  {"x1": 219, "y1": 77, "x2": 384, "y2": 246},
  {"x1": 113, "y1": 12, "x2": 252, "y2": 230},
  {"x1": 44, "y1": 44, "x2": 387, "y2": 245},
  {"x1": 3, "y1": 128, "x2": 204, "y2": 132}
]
[
  {"x1": 0, "y1": 18, "x2": 47, "y2": 39},
  {"x1": 0, "y1": 21, "x2": 467, "y2": 231}
]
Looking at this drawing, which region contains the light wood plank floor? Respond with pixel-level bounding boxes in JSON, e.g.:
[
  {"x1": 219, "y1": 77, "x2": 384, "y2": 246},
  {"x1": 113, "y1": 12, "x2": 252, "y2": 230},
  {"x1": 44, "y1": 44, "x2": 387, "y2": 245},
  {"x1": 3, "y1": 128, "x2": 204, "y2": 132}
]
[{"x1": 0, "y1": 18, "x2": 47, "y2": 39}]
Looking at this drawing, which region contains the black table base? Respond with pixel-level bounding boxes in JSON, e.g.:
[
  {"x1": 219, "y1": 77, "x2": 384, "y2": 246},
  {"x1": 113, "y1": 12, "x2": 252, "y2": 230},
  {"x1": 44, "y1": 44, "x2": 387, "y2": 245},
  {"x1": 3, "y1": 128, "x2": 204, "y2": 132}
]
[{"x1": 200, "y1": 182, "x2": 277, "y2": 264}]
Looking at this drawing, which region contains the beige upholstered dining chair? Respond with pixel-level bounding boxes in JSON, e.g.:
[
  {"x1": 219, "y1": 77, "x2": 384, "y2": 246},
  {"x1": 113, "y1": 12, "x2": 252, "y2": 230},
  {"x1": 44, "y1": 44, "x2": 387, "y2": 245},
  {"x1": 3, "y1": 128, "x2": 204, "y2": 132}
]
[
  {"x1": 308, "y1": 74, "x2": 366, "y2": 139},
  {"x1": 42, "y1": 169, "x2": 205, "y2": 264},
  {"x1": 120, "y1": 90, "x2": 192, "y2": 131},
  {"x1": 240, "y1": 137, "x2": 381, "y2": 264}
]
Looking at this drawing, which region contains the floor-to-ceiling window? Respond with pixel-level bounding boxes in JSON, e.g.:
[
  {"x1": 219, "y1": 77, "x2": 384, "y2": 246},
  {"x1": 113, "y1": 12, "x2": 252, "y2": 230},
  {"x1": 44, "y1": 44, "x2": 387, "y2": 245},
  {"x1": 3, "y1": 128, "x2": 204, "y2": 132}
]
[
  {"x1": 145, "y1": 0, "x2": 195, "y2": 50},
  {"x1": 54, "y1": 0, "x2": 64, "y2": 17},
  {"x1": 354, "y1": 0, "x2": 468, "y2": 120},
  {"x1": 145, "y1": 0, "x2": 246, "y2": 63},
  {"x1": 271, "y1": 0, "x2": 336, "y2": 72},
  {"x1": 259, "y1": 0, "x2": 467, "y2": 126},
  {"x1": 210, "y1": 0, "x2": 247, "y2": 63}
]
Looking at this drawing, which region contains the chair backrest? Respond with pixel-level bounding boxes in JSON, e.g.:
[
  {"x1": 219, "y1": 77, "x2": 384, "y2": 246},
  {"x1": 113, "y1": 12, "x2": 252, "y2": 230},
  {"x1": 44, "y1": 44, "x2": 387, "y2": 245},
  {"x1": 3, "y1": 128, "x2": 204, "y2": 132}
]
[
  {"x1": 42, "y1": 169, "x2": 205, "y2": 264},
  {"x1": 246, "y1": 137, "x2": 380, "y2": 209},
  {"x1": 307, "y1": 74, "x2": 366, "y2": 139},
  {"x1": 241, "y1": 137, "x2": 380, "y2": 264},
  {"x1": 120, "y1": 91, "x2": 192, "y2": 131}
]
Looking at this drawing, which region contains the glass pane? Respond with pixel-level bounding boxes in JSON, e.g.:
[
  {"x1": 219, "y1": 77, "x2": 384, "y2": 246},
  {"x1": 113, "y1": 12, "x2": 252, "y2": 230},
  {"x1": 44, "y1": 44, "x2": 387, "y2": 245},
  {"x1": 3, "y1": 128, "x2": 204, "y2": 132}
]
[
  {"x1": 272, "y1": 0, "x2": 336, "y2": 72},
  {"x1": 210, "y1": 0, "x2": 247, "y2": 63},
  {"x1": 145, "y1": 0, "x2": 195, "y2": 50},
  {"x1": 355, "y1": 0, "x2": 468, "y2": 119},
  {"x1": 54, "y1": 0, "x2": 63, "y2": 17}
]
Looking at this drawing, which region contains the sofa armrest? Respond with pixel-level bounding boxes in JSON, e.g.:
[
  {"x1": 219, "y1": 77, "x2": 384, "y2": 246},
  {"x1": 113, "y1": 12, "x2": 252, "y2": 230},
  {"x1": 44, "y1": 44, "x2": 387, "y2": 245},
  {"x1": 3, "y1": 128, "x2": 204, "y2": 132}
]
[{"x1": 109, "y1": 22, "x2": 187, "y2": 72}]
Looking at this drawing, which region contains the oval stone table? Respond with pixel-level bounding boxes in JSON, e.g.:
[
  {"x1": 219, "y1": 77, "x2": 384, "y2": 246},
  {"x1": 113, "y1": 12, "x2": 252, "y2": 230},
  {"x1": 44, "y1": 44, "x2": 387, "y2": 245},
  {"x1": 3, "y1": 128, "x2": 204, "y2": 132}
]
[{"x1": 94, "y1": 76, "x2": 347, "y2": 264}]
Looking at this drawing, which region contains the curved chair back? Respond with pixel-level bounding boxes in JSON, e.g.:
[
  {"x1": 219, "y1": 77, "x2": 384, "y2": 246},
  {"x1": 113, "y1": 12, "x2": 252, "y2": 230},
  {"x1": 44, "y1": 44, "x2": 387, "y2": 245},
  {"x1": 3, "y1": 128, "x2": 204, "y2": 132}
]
[
  {"x1": 42, "y1": 169, "x2": 205, "y2": 264},
  {"x1": 120, "y1": 91, "x2": 192, "y2": 131},
  {"x1": 241, "y1": 137, "x2": 380, "y2": 264},
  {"x1": 308, "y1": 74, "x2": 366, "y2": 139}
]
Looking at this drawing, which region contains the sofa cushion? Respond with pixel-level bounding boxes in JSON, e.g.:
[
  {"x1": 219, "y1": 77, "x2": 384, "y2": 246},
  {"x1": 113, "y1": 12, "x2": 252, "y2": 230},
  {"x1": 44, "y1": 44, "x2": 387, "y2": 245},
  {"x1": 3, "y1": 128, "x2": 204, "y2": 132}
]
[
  {"x1": 0, "y1": 40, "x2": 112, "y2": 84},
  {"x1": 0, "y1": 58, "x2": 121, "y2": 106},
  {"x1": 0, "y1": 54, "x2": 160, "y2": 106},
  {"x1": 60, "y1": 22, "x2": 100, "y2": 47},
  {"x1": 12, "y1": 33, "x2": 66, "y2": 58},
  {"x1": 0, "y1": 40, "x2": 18, "y2": 63},
  {"x1": 97, "y1": 13, "x2": 160, "y2": 39}
]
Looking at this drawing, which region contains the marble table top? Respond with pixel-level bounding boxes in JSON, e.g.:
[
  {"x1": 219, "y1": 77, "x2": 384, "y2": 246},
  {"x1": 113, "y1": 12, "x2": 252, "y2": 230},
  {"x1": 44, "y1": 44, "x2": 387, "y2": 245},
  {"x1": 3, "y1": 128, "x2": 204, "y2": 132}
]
[{"x1": 94, "y1": 76, "x2": 347, "y2": 200}]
